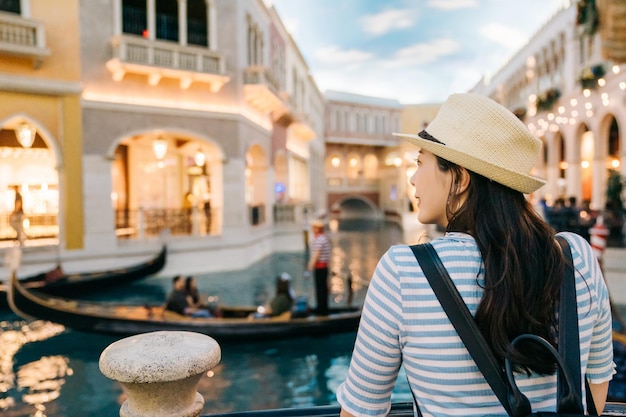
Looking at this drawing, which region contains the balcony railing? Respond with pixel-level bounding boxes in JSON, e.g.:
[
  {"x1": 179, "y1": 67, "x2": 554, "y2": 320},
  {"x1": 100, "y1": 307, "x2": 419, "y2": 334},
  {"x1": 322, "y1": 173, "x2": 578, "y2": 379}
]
[
  {"x1": 243, "y1": 66, "x2": 290, "y2": 116},
  {"x1": 273, "y1": 202, "x2": 313, "y2": 227},
  {"x1": 0, "y1": 11, "x2": 50, "y2": 66},
  {"x1": 106, "y1": 34, "x2": 229, "y2": 91},
  {"x1": 243, "y1": 66, "x2": 280, "y2": 95},
  {"x1": 0, "y1": 213, "x2": 58, "y2": 241}
]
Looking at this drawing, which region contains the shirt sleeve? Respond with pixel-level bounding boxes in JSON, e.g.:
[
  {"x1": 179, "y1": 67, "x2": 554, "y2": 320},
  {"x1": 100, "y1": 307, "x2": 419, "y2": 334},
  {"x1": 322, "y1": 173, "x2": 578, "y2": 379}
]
[
  {"x1": 336, "y1": 247, "x2": 404, "y2": 417},
  {"x1": 586, "y1": 251, "x2": 616, "y2": 383},
  {"x1": 562, "y1": 232, "x2": 616, "y2": 383}
]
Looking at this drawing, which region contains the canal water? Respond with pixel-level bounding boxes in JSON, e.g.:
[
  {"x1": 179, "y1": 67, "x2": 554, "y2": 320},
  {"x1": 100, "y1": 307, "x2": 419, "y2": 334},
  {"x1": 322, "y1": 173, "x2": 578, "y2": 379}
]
[{"x1": 0, "y1": 219, "x2": 416, "y2": 417}]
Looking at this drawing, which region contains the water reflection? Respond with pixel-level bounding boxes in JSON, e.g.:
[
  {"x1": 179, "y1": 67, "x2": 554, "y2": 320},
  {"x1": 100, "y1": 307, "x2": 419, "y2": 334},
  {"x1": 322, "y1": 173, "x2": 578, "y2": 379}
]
[
  {"x1": 0, "y1": 319, "x2": 65, "y2": 416},
  {"x1": 0, "y1": 219, "x2": 410, "y2": 416},
  {"x1": 18, "y1": 355, "x2": 72, "y2": 411}
]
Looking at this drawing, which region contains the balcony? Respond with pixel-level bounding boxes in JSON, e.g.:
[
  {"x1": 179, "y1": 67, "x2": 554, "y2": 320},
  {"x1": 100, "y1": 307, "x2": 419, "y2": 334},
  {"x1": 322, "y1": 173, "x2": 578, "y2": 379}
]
[
  {"x1": 0, "y1": 11, "x2": 50, "y2": 67},
  {"x1": 327, "y1": 177, "x2": 380, "y2": 191},
  {"x1": 243, "y1": 66, "x2": 290, "y2": 120},
  {"x1": 106, "y1": 34, "x2": 229, "y2": 91}
]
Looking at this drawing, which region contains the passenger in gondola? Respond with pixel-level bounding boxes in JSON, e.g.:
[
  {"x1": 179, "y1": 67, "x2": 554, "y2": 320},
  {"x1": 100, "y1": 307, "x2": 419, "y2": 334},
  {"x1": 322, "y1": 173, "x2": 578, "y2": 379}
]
[
  {"x1": 185, "y1": 275, "x2": 221, "y2": 317},
  {"x1": 252, "y1": 273, "x2": 295, "y2": 318},
  {"x1": 269, "y1": 273, "x2": 294, "y2": 317},
  {"x1": 164, "y1": 275, "x2": 211, "y2": 318},
  {"x1": 185, "y1": 275, "x2": 202, "y2": 308}
]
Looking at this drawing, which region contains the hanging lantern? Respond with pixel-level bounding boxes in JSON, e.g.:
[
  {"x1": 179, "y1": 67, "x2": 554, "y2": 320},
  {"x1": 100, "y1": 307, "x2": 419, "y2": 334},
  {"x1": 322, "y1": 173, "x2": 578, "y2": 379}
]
[
  {"x1": 152, "y1": 136, "x2": 167, "y2": 160},
  {"x1": 194, "y1": 148, "x2": 206, "y2": 167},
  {"x1": 15, "y1": 123, "x2": 36, "y2": 148}
]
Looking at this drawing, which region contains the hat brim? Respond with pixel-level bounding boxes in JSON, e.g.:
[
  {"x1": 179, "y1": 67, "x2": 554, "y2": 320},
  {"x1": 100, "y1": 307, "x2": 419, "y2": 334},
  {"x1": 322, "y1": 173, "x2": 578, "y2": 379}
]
[{"x1": 394, "y1": 133, "x2": 546, "y2": 194}]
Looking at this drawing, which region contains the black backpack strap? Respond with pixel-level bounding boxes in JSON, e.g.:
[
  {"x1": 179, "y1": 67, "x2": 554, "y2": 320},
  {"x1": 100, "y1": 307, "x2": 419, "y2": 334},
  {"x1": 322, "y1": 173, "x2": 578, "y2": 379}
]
[
  {"x1": 556, "y1": 236, "x2": 595, "y2": 415},
  {"x1": 411, "y1": 239, "x2": 592, "y2": 416},
  {"x1": 410, "y1": 243, "x2": 513, "y2": 416}
]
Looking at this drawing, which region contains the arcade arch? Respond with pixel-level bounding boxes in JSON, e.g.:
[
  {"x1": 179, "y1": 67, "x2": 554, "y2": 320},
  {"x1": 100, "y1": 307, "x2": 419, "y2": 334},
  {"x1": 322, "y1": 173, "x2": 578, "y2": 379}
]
[
  {"x1": 0, "y1": 115, "x2": 60, "y2": 242},
  {"x1": 110, "y1": 129, "x2": 225, "y2": 237}
]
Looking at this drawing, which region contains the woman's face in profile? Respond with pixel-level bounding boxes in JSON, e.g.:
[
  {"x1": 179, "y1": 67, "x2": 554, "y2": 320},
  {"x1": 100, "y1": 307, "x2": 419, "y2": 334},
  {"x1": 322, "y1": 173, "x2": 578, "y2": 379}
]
[{"x1": 410, "y1": 150, "x2": 453, "y2": 227}]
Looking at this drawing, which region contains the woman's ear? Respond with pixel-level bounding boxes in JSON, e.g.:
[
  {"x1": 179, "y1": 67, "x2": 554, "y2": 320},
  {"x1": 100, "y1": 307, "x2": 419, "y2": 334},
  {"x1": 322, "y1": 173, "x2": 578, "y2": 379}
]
[{"x1": 457, "y1": 168, "x2": 471, "y2": 195}]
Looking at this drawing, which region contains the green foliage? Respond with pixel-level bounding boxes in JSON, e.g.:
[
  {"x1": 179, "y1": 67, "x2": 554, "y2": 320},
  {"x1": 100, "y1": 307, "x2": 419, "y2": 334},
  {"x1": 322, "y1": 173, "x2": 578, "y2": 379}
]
[
  {"x1": 578, "y1": 64, "x2": 605, "y2": 90},
  {"x1": 606, "y1": 169, "x2": 625, "y2": 211},
  {"x1": 536, "y1": 88, "x2": 561, "y2": 111}
]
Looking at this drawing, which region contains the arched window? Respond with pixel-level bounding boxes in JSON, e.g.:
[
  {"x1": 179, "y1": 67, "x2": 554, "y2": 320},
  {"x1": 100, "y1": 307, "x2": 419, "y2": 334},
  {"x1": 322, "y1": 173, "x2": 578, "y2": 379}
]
[
  {"x1": 156, "y1": 0, "x2": 178, "y2": 42},
  {"x1": 122, "y1": 0, "x2": 147, "y2": 36}
]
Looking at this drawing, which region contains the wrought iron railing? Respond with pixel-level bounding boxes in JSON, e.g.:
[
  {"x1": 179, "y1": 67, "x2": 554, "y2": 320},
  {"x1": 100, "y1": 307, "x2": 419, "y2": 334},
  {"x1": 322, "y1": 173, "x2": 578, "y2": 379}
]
[
  {"x1": 0, "y1": 204, "x2": 310, "y2": 243},
  {"x1": 273, "y1": 202, "x2": 314, "y2": 227},
  {"x1": 0, "y1": 213, "x2": 58, "y2": 241},
  {"x1": 115, "y1": 207, "x2": 220, "y2": 239}
]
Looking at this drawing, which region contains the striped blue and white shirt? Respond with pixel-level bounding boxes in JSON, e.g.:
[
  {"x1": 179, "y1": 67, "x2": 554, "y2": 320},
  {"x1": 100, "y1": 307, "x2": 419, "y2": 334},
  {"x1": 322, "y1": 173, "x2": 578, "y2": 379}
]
[
  {"x1": 311, "y1": 233, "x2": 331, "y2": 265},
  {"x1": 336, "y1": 232, "x2": 615, "y2": 417}
]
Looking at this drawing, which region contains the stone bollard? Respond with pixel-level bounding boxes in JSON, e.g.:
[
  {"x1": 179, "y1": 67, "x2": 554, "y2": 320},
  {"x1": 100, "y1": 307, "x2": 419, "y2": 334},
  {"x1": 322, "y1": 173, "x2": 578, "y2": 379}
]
[{"x1": 99, "y1": 331, "x2": 221, "y2": 417}]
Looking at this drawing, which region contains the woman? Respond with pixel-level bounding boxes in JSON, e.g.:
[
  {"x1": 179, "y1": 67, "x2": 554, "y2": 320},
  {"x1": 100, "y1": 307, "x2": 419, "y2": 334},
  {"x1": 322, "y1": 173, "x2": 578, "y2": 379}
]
[
  {"x1": 336, "y1": 93, "x2": 615, "y2": 416},
  {"x1": 269, "y1": 273, "x2": 294, "y2": 317},
  {"x1": 184, "y1": 276, "x2": 202, "y2": 308}
]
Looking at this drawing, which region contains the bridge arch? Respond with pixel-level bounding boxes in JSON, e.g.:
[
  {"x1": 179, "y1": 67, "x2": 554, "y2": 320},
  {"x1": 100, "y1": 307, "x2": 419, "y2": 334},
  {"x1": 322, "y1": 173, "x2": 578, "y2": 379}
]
[{"x1": 328, "y1": 194, "x2": 381, "y2": 220}]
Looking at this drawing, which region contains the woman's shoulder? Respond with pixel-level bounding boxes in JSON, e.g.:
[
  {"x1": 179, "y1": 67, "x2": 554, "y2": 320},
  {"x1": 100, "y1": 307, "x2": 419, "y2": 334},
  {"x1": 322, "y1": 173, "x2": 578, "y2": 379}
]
[
  {"x1": 555, "y1": 231, "x2": 594, "y2": 258},
  {"x1": 386, "y1": 233, "x2": 479, "y2": 260}
]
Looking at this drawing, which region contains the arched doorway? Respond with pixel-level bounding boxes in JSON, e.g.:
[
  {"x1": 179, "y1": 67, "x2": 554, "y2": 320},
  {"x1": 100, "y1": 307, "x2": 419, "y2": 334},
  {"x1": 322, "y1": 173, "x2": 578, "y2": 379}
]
[
  {"x1": 110, "y1": 130, "x2": 224, "y2": 238},
  {"x1": 0, "y1": 117, "x2": 59, "y2": 244}
]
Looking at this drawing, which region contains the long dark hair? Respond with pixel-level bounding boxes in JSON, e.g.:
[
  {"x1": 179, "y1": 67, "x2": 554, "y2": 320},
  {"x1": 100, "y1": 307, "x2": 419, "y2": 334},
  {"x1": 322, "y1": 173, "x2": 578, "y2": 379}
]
[
  {"x1": 185, "y1": 276, "x2": 200, "y2": 304},
  {"x1": 438, "y1": 156, "x2": 564, "y2": 375}
]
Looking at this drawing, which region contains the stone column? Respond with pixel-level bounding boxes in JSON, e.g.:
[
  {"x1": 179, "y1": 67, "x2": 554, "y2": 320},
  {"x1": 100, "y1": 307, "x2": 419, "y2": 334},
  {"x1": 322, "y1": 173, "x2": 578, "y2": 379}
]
[{"x1": 99, "y1": 331, "x2": 221, "y2": 417}]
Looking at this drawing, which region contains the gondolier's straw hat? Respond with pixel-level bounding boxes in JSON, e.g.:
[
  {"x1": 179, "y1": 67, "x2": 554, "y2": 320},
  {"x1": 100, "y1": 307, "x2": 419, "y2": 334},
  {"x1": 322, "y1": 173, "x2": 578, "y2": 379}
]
[
  {"x1": 393, "y1": 93, "x2": 546, "y2": 194},
  {"x1": 311, "y1": 219, "x2": 325, "y2": 229}
]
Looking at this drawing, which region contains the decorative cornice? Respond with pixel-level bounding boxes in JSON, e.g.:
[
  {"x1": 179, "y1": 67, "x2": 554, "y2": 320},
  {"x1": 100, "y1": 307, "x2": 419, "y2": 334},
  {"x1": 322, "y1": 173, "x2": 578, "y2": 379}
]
[{"x1": 0, "y1": 74, "x2": 82, "y2": 95}]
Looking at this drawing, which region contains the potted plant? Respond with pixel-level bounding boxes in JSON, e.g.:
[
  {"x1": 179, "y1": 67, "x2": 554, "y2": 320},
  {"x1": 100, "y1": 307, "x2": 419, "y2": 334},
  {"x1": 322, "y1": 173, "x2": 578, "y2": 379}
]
[{"x1": 605, "y1": 169, "x2": 625, "y2": 246}]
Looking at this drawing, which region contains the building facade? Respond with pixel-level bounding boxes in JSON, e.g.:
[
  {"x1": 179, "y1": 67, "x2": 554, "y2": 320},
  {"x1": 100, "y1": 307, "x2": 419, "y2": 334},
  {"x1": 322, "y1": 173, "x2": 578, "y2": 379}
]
[
  {"x1": 471, "y1": 0, "x2": 626, "y2": 213},
  {"x1": 0, "y1": 0, "x2": 84, "y2": 250},
  {"x1": 324, "y1": 90, "x2": 403, "y2": 220},
  {"x1": 0, "y1": 0, "x2": 325, "y2": 274}
]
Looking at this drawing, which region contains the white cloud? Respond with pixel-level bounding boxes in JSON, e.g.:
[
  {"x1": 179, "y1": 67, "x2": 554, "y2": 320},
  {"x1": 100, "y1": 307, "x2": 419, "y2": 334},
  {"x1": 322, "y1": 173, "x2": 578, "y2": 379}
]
[
  {"x1": 360, "y1": 8, "x2": 415, "y2": 36},
  {"x1": 479, "y1": 22, "x2": 526, "y2": 49},
  {"x1": 314, "y1": 46, "x2": 374, "y2": 65},
  {"x1": 427, "y1": 0, "x2": 477, "y2": 10},
  {"x1": 390, "y1": 38, "x2": 460, "y2": 66}
]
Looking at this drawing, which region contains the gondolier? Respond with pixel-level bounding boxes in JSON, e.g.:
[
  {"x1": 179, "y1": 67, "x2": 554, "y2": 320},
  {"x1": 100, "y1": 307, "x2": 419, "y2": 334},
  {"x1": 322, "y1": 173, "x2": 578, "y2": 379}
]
[{"x1": 307, "y1": 219, "x2": 331, "y2": 316}]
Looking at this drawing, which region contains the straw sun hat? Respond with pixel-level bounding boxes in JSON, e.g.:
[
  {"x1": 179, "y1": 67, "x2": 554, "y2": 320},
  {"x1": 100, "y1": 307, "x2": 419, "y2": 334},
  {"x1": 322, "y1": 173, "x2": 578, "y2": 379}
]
[{"x1": 393, "y1": 93, "x2": 546, "y2": 194}]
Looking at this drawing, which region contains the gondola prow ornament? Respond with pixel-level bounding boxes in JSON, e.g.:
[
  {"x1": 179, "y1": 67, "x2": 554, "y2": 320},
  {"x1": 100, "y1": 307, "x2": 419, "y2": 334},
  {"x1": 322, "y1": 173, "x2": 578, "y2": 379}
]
[{"x1": 4, "y1": 246, "x2": 22, "y2": 274}]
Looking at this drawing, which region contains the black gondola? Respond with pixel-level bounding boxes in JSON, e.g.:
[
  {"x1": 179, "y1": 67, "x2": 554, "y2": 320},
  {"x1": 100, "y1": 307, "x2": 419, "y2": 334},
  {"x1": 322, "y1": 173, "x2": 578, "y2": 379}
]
[
  {"x1": 7, "y1": 271, "x2": 361, "y2": 343},
  {"x1": 1, "y1": 246, "x2": 166, "y2": 308}
]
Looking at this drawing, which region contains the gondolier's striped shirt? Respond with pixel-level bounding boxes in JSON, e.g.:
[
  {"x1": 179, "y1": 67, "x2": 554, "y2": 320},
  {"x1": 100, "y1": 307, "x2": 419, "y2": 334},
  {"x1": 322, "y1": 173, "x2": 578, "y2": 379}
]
[
  {"x1": 336, "y1": 232, "x2": 615, "y2": 417},
  {"x1": 311, "y1": 233, "x2": 331, "y2": 267}
]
